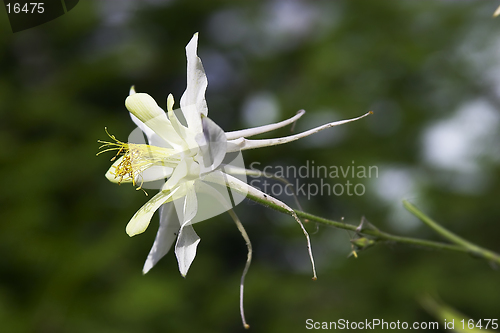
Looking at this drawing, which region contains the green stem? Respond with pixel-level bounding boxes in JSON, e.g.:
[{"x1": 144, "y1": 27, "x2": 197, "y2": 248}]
[
  {"x1": 403, "y1": 200, "x2": 500, "y2": 265},
  {"x1": 296, "y1": 210, "x2": 469, "y2": 254},
  {"x1": 245, "y1": 192, "x2": 500, "y2": 266}
]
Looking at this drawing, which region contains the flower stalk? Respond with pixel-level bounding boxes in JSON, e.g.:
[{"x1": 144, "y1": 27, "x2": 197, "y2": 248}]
[
  {"x1": 402, "y1": 200, "x2": 500, "y2": 265},
  {"x1": 242, "y1": 189, "x2": 500, "y2": 266}
]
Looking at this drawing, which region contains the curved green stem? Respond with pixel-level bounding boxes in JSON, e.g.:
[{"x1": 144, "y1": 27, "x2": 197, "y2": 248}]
[
  {"x1": 403, "y1": 200, "x2": 500, "y2": 265},
  {"x1": 245, "y1": 192, "x2": 500, "y2": 266},
  {"x1": 296, "y1": 210, "x2": 469, "y2": 254}
]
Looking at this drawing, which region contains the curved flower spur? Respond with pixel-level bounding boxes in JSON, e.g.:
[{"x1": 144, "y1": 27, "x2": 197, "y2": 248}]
[{"x1": 98, "y1": 32, "x2": 372, "y2": 329}]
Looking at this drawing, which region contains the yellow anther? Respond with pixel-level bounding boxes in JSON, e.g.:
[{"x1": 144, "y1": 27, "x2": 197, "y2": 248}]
[{"x1": 98, "y1": 128, "x2": 180, "y2": 191}]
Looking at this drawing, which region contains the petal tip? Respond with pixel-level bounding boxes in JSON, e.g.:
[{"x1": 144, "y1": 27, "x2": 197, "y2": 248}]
[
  {"x1": 105, "y1": 170, "x2": 116, "y2": 183},
  {"x1": 167, "y1": 94, "x2": 175, "y2": 112},
  {"x1": 142, "y1": 264, "x2": 152, "y2": 275},
  {"x1": 125, "y1": 92, "x2": 164, "y2": 123},
  {"x1": 126, "y1": 224, "x2": 142, "y2": 237},
  {"x1": 186, "y1": 32, "x2": 199, "y2": 51},
  {"x1": 495, "y1": 5, "x2": 500, "y2": 17}
]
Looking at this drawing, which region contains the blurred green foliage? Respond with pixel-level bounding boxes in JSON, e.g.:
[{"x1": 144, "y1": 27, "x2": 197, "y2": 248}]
[{"x1": 1, "y1": 1, "x2": 499, "y2": 332}]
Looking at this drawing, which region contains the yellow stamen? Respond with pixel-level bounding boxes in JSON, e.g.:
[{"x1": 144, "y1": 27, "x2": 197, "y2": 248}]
[{"x1": 98, "y1": 128, "x2": 180, "y2": 189}]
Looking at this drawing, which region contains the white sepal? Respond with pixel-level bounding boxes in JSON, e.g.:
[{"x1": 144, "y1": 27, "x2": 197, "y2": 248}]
[
  {"x1": 196, "y1": 115, "x2": 227, "y2": 173},
  {"x1": 175, "y1": 185, "x2": 199, "y2": 277},
  {"x1": 174, "y1": 224, "x2": 200, "y2": 277},
  {"x1": 180, "y1": 32, "x2": 208, "y2": 134},
  {"x1": 143, "y1": 202, "x2": 180, "y2": 274}
]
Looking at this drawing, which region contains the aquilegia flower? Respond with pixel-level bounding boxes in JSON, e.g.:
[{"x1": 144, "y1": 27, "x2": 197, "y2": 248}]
[{"x1": 99, "y1": 32, "x2": 371, "y2": 328}]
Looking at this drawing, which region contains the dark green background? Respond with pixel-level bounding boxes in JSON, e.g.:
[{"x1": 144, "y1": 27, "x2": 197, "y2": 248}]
[{"x1": 1, "y1": 1, "x2": 499, "y2": 332}]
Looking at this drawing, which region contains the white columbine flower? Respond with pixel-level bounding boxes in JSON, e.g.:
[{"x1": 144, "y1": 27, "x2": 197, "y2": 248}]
[{"x1": 100, "y1": 32, "x2": 371, "y2": 328}]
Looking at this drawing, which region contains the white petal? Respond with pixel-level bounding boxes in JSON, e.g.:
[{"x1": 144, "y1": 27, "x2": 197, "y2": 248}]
[
  {"x1": 167, "y1": 93, "x2": 175, "y2": 112},
  {"x1": 142, "y1": 202, "x2": 180, "y2": 274},
  {"x1": 166, "y1": 94, "x2": 196, "y2": 150},
  {"x1": 183, "y1": 183, "x2": 198, "y2": 223},
  {"x1": 180, "y1": 32, "x2": 208, "y2": 134},
  {"x1": 225, "y1": 110, "x2": 305, "y2": 140},
  {"x1": 172, "y1": 183, "x2": 199, "y2": 277},
  {"x1": 130, "y1": 113, "x2": 156, "y2": 140},
  {"x1": 125, "y1": 93, "x2": 184, "y2": 148},
  {"x1": 226, "y1": 111, "x2": 373, "y2": 152},
  {"x1": 174, "y1": 224, "x2": 200, "y2": 277},
  {"x1": 137, "y1": 166, "x2": 173, "y2": 183},
  {"x1": 126, "y1": 187, "x2": 179, "y2": 237},
  {"x1": 129, "y1": 110, "x2": 171, "y2": 148},
  {"x1": 195, "y1": 115, "x2": 227, "y2": 173},
  {"x1": 125, "y1": 93, "x2": 166, "y2": 125},
  {"x1": 171, "y1": 181, "x2": 199, "y2": 227},
  {"x1": 162, "y1": 159, "x2": 188, "y2": 191},
  {"x1": 129, "y1": 113, "x2": 170, "y2": 148}
]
